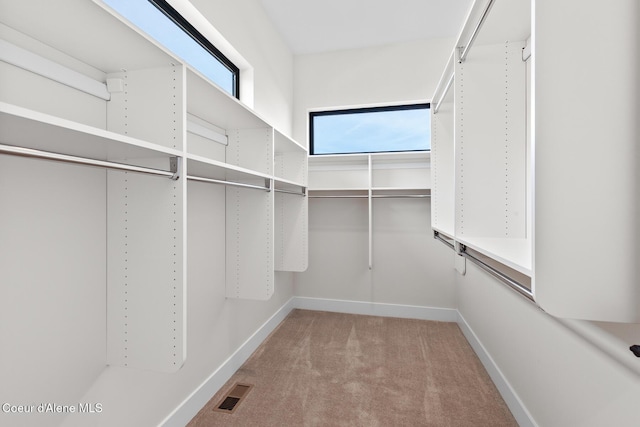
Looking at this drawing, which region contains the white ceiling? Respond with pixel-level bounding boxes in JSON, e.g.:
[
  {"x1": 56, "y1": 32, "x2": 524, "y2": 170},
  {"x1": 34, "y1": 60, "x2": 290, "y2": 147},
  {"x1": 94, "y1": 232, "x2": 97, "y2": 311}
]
[{"x1": 259, "y1": 0, "x2": 472, "y2": 55}]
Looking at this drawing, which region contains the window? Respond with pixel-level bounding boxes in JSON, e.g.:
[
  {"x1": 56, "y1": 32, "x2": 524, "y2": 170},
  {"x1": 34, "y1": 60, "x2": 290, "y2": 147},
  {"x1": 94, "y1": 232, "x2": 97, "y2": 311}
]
[
  {"x1": 309, "y1": 103, "x2": 431, "y2": 155},
  {"x1": 103, "y1": 0, "x2": 239, "y2": 98}
]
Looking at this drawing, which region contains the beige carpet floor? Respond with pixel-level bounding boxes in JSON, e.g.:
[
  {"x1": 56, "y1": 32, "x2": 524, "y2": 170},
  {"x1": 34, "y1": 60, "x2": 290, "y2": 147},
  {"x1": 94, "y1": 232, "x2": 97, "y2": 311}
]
[{"x1": 187, "y1": 309, "x2": 518, "y2": 426}]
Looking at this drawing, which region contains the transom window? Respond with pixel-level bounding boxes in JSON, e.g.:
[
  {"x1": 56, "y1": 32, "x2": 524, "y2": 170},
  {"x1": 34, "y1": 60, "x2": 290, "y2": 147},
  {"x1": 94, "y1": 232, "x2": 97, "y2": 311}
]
[
  {"x1": 309, "y1": 103, "x2": 431, "y2": 155},
  {"x1": 103, "y1": 0, "x2": 239, "y2": 98}
]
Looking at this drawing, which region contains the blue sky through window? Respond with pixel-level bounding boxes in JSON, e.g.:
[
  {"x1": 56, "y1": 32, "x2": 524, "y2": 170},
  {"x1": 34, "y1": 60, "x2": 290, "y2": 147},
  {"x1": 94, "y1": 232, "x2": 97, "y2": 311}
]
[
  {"x1": 311, "y1": 106, "x2": 431, "y2": 155},
  {"x1": 103, "y1": 0, "x2": 235, "y2": 95}
]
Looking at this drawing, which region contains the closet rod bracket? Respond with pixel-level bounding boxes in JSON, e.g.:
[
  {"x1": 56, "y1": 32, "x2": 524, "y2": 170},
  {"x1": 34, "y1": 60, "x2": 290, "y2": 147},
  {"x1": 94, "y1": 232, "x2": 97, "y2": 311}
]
[
  {"x1": 433, "y1": 230, "x2": 455, "y2": 251},
  {"x1": 170, "y1": 156, "x2": 181, "y2": 181},
  {"x1": 457, "y1": 0, "x2": 496, "y2": 63}
]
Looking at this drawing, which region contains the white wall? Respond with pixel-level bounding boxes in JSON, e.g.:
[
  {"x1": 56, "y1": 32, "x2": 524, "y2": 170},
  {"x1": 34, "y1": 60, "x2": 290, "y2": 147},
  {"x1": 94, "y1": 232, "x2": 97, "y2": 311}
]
[
  {"x1": 457, "y1": 262, "x2": 640, "y2": 426},
  {"x1": 298, "y1": 197, "x2": 457, "y2": 309},
  {"x1": 293, "y1": 38, "x2": 454, "y2": 145},
  {"x1": 189, "y1": 0, "x2": 294, "y2": 136},
  {"x1": 0, "y1": 157, "x2": 107, "y2": 427},
  {"x1": 293, "y1": 38, "x2": 457, "y2": 309}
]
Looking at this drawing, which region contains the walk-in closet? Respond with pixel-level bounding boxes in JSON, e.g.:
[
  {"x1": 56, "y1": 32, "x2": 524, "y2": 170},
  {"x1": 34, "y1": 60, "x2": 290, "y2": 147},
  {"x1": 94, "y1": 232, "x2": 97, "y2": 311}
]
[{"x1": 1, "y1": 0, "x2": 638, "y2": 426}]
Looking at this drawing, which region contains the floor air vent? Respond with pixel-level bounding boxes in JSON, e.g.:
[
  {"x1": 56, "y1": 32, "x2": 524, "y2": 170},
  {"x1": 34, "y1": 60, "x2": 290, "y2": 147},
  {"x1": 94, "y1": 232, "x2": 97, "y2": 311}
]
[{"x1": 213, "y1": 383, "x2": 253, "y2": 414}]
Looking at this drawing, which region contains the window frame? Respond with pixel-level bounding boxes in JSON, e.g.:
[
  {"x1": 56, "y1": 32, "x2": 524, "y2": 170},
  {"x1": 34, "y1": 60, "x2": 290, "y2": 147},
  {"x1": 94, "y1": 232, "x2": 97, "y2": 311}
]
[
  {"x1": 148, "y1": 0, "x2": 240, "y2": 99},
  {"x1": 309, "y1": 103, "x2": 431, "y2": 156}
]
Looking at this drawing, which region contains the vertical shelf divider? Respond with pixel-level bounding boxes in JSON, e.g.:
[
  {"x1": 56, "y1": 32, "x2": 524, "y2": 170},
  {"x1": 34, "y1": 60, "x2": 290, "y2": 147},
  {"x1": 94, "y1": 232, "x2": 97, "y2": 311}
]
[
  {"x1": 224, "y1": 128, "x2": 275, "y2": 299},
  {"x1": 274, "y1": 191, "x2": 308, "y2": 272},
  {"x1": 106, "y1": 65, "x2": 185, "y2": 150},
  {"x1": 368, "y1": 154, "x2": 373, "y2": 270},
  {"x1": 274, "y1": 130, "x2": 308, "y2": 273},
  {"x1": 225, "y1": 184, "x2": 274, "y2": 300},
  {"x1": 106, "y1": 64, "x2": 187, "y2": 372}
]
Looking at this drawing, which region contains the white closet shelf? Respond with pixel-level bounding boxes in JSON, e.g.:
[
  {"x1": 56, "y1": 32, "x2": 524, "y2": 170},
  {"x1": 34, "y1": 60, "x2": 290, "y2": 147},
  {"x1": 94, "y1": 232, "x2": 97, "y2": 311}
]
[
  {"x1": 0, "y1": 103, "x2": 182, "y2": 163},
  {"x1": 274, "y1": 177, "x2": 306, "y2": 191},
  {"x1": 310, "y1": 152, "x2": 430, "y2": 188},
  {"x1": 186, "y1": 154, "x2": 272, "y2": 183},
  {"x1": 274, "y1": 129, "x2": 306, "y2": 154},
  {"x1": 309, "y1": 153, "x2": 369, "y2": 165},
  {"x1": 186, "y1": 69, "x2": 268, "y2": 131},
  {"x1": 370, "y1": 151, "x2": 431, "y2": 162},
  {"x1": 310, "y1": 152, "x2": 429, "y2": 162},
  {"x1": 274, "y1": 170, "x2": 307, "y2": 186},
  {"x1": 455, "y1": 236, "x2": 532, "y2": 276},
  {"x1": 432, "y1": 226, "x2": 455, "y2": 241},
  {"x1": 274, "y1": 136, "x2": 307, "y2": 185}
]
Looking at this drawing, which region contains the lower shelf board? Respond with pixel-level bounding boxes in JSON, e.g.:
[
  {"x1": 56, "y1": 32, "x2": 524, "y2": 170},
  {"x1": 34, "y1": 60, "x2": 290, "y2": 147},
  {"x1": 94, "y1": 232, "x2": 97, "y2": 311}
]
[{"x1": 455, "y1": 236, "x2": 532, "y2": 277}]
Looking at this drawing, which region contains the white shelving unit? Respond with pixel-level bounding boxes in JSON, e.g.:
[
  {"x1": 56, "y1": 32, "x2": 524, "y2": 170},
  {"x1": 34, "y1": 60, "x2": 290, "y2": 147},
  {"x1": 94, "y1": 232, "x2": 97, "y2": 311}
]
[
  {"x1": 185, "y1": 69, "x2": 308, "y2": 287},
  {"x1": 431, "y1": 0, "x2": 640, "y2": 322},
  {"x1": 371, "y1": 152, "x2": 431, "y2": 192},
  {"x1": 308, "y1": 153, "x2": 370, "y2": 191},
  {"x1": 431, "y1": 0, "x2": 532, "y2": 291},
  {"x1": 0, "y1": 0, "x2": 308, "y2": 416},
  {"x1": 309, "y1": 151, "x2": 431, "y2": 269},
  {"x1": 430, "y1": 52, "x2": 456, "y2": 239},
  {"x1": 455, "y1": 37, "x2": 530, "y2": 274},
  {"x1": 0, "y1": 104, "x2": 187, "y2": 376},
  {"x1": 455, "y1": 0, "x2": 531, "y2": 278},
  {"x1": 274, "y1": 130, "x2": 307, "y2": 185},
  {"x1": 1, "y1": 0, "x2": 191, "y2": 376},
  {"x1": 274, "y1": 131, "x2": 308, "y2": 272},
  {"x1": 0, "y1": 103, "x2": 183, "y2": 164}
]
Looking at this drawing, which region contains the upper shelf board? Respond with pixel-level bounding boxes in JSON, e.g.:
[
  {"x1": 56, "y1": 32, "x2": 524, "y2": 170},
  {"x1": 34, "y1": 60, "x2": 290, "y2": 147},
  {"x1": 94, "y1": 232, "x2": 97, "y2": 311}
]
[
  {"x1": 186, "y1": 154, "x2": 272, "y2": 183},
  {"x1": 0, "y1": 103, "x2": 182, "y2": 163},
  {"x1": 275, "y1": 129, "x2": 306, "y2": 154},
  {"x1": 186, "y1": 70, "x2": 268, "y2": 131}
]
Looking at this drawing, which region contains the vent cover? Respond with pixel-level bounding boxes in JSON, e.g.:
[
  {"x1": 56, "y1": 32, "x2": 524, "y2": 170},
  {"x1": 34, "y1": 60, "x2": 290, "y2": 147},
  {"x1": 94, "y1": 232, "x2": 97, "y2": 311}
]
[{"x1": 213, "y1": 383, "x2": 253, "y2": 414}]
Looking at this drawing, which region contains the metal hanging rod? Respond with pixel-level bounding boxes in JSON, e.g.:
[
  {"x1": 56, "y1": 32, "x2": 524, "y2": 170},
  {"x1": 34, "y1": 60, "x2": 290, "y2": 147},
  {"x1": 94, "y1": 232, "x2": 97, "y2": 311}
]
[
  {"x1": 274, "y1": 187, "x2": 306, "y2": 196},
  {"x1": 0, "y1": 143, "x2": 180, "y2": 179},
  {"x1": 186, "y1": 175, "x2": 271, "y2": 192},
  {"x1": 432, "y1": 231, "x2": 535, "y2": 303},
  {"x1": 433, "y1": 231, "x2": 455, "y2": 251},
  {"x1": 458, "y1": 0, "x2": 496, "y2": 63},
  {"x1": 522, "y1": 43, "x2": 532, "y2": 62},
  {"x1": 460, "y1": 245, "x2": 534, "y2": 302},
  {"x1": 311, "y1": 195, "x2": 365, "y2": 199},
  {"x1": 433, "y1": 72, "x2": 454, "y2": 114},
  {"x1": 309, "y1": 194, "x2": 430, "y2": 199},
  {"x1": 372, "y1": 194, "x2": 430, "y2": 199}
]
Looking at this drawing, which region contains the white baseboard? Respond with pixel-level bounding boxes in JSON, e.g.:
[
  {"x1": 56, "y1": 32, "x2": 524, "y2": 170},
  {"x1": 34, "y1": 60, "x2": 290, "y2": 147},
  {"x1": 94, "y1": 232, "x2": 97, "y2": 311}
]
[
  {"x1": 293, "y1": 296, "x2": 459, "y2": 322},
  {"x1": 160, "y1": 297, "x2": 296, "y2": 427},
  {"x1": 162, "y1": 296, "x2": 534, "y2": 427},
  {"x1": 457, "y1": 312, "x2": 537, "y2": 427}
]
